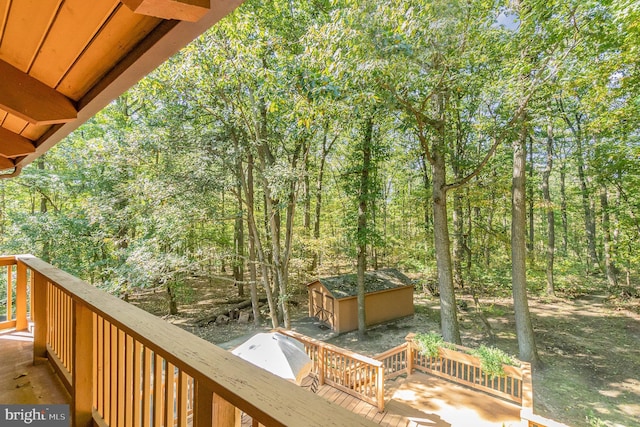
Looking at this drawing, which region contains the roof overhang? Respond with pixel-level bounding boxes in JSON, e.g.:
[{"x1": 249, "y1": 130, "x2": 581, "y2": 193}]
[{"x1": 0, "y1": 0, "x2": 243, "y2": 177}]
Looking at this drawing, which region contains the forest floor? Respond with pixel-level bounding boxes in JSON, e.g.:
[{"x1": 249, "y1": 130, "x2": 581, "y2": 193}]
[{"x1": 129, "y1": 277, "x2": 640, "y2": 427}]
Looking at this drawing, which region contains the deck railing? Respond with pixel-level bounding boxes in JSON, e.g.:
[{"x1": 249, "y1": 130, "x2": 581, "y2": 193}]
[
  {"x1": 374, "y1": 342, "x2": 410, "y2": 380},
  {"x1": 373, "y1": 333, "x2": 568, "y2": 427},
  {"x1": 374, "y1": 333, "x2": 529, "y2": 405},
  {"x1": 0, "y1": 255, "x2": 376, "y2": 427},
  {"x1": 276, "y1": 329, "x2": 385, "y2": 412}
]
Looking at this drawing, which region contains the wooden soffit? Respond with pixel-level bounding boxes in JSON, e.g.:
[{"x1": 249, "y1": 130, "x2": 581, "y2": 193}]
[{"x1": 0, "y1": 0, "x2": 243, "y2": 175}]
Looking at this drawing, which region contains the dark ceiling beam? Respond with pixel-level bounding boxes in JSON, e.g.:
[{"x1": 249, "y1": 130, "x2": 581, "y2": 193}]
[
  {"x1": 0, "y1": 128, "x2": 36, "y2": 158},
  {"x1": 121, "y1": 0, "x2": 210, "y2": 22},
  {"x1": 0, "y1": 59, "x2": 78, "y2": 125}
]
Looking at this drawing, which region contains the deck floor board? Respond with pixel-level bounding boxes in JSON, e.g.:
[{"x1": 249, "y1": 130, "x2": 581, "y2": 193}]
[
  {"x1": 0, "y1": 329, "x2": 70, "y2": 406},
  {"x1": 309, "y1": 372, "x2": 522, "y2": 427}
]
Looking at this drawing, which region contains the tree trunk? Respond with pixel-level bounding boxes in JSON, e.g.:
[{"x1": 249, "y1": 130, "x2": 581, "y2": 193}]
[
  {"x1": 357, "y1": 117, "x2": 374, "y2": 339},
  {"x1": 560, "y1": 164, "x2": 568, "y2": 255},
  {"x1": 303, "y1": 153, "x2": 311, "y2": 231},
  {"x1": 527, "y1": 136, "x2": 535, "y2": 254},
  {"x1": 243, "y1": 152, "x2": 278, "y2": 328},
  {"x1": 511, "y1": 122, "x2": 539, "y2": 365},
  {"x1": 542, "y1": 122, "x2": 555, "y2": 296},
  {"x1": 247, "y1": 214, "x2": 261, "y2": 326},
  {"x1": 433, "y1": 151, "x2": 461, "y2": 344},
  {"x1": 244, "y1": 152, "x2": 262, "y2": 327},
  {"x1": 234, "y1": 158, "x2": 245, "y2": 297},
  {"x1": 371, "y1": 196, "x2": 379, "y2": 270},
  {"x1": 484, "y1": 178, "x2": 496, "y2": 268},
  {"x1": 264, "y1": 185, "x2": 290, "y2": 328},
  {"x1": 576, "y1": 131, "x2": 599, "y2": 272},
  {"x1": 311, "y1": 125, "x2": 335, "y2": 272},
  {"x1": 452, "y1": 192, "x2": 465, "y2": 289},
  {"x1": 600, "y1": 186, "x2": 618, "y2": 289},
  {"x1": 167, "y1": 284, "x2": 178, "y2": 315}
]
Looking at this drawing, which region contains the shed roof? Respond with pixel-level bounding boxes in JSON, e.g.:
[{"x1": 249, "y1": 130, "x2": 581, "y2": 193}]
[{"x1": 312, "y1": 268, "x2": 412, "y2": 299}]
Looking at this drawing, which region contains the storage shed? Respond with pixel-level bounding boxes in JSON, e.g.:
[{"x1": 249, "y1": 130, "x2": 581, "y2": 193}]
[{"x1": 307, "y1": 268, "x2": 414, "y2": 333}]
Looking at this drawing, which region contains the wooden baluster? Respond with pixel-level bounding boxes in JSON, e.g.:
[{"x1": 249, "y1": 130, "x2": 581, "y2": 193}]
[
  {"x1": 72, "y1": 301, "x2": 94, "y2": 427},
  {"x1": 6, "y1": 265, "x2": 12, "y2": 322},
  {"x1": 213, "y1": 393, "x2": 237, "y2": 427},
  {"x1": 142, "y1": 348, "x2": 152, "y2": 427},
  {"x1": 177, "y1": 371, "x2": 189, "y2": 427},
  {"x1": 133, "y1": 341, "x2": 143, "y2": 427},
  {"x1": 154, "y1": 354, "x2": 164, "y2": 427},
  {"x1": 103, "y1": 321, "x2": 111, "y2": 424},
  {"x1": 117, "y1": 330, "x2": 126, "y2": 427},
  {"x1": 96, "y1": 317, "x2": 104, "y2": 418},
  {"x1": 165, "y1": 362, "x2": 175, "y2": 427},
  {"x1": 125, "y1": 335, "x2": 134, "y2": 427},
  {"x1": 15, "y1": 261, "x2": 28, "y2": 330},
  {"x1": 110, "y1": 324, "x2": 118, "y2": 424}
]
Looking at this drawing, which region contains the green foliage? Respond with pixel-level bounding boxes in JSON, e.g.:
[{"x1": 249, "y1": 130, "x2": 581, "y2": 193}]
[
  {"x1": 0, "y1": 0, "x2": 637, "y2": 325},
  {"x1": 469, "y1": 345, "x2": 517, "y2": 379},
  {"x1": 414, "y1": 332, "x2": 447, "y2": 358},
  {"x1": 415, "y1": 333, "x2": 516, "y2": 378}
]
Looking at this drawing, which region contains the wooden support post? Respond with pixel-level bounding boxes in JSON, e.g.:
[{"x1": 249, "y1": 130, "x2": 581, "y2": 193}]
[
  {"x1": 15, "y1": 261, "x2": 28, "y2": 330},
  {"x1": 317, "y1": 345, "x2": 325, "y2": 386},
  {"x1": 376, "y1": 365, "x2": 385, "y2": 413},
  {"x1": 213, "y1": 393, "x2": 237, "y2": 427},
  {"x1": 193, "y1": 380, "x2": 214, "y2": 427},
  {"x1": 32, "y1": 271, "x2": 48, "y2": 362},
  {"x1": 520, "y1": 362, "x2": 534, "y2": 422},
  {"x1": 73, "y1": 302, "x2": 94, "y2": 427},
  {"x1": 405, "y1": 335, "x2": 414, "y2": 375}
]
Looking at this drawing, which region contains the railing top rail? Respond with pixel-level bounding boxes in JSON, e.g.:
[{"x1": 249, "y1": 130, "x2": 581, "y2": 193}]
[
  {"x1": 374, "y1": 342, "x2": 408, "y2": 361},
  {"x1": 0, "y1": 255, "x2": 19, "y2": 265},
  {"x1": 17, "y1": 255, "x2": 376, "y2": 427},
  {"x1": 276, "y1": 328, "x2": 384, "y2": 368}
]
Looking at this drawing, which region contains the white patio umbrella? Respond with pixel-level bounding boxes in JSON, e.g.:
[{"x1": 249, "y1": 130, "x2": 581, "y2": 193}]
[{"x1": 231, "y1": 332, "x2": 312, "y2": 385}]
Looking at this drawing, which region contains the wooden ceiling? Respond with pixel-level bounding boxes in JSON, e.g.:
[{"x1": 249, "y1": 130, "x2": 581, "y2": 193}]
[{"x1": 0, "y1": 0, "x2": 242, "y2": 176}]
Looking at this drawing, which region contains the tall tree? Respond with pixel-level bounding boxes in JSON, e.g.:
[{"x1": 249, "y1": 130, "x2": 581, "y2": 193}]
[
  {"x1": 356, "y1": 116, "x2": 375, "y2": 338},
  {"x1": 542, "y1": 120, "x2": 556, "y2": 296},
  {"x1": 511, "y1": 117, "x2": 540, "y2": 364}
]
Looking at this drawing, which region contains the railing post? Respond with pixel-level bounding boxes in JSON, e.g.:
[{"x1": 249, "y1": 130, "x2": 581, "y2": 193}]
[
  {"x1": 405, "y1": 336, "x2": 414, "y2": 375},
  {"x1": 317, "y1": 344, "x2": 325, "y2": 386},
  {"x1": 32, "y1": 271, "x2": 48, "y2": 362},
  {"x1": 520, "y1": 362, "x2": 534, "y2": 423},
  {"x1": 376, "y1": 365, "x2": 385, "y2": 412},
  {"x1": 15, "y1": 261, "x2": 28, "y2": 330},
  {"x1": 73, "y1": 301, "x2": 94, "y2": 427},
  {"x1": 194, "y1": 380, "x2": 214, "y2": 427}
]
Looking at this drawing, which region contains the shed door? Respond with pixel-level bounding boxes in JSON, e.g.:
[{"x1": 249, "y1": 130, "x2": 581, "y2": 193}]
[{"x1": 312, "y1": 289, "x2": 334, "y2": 327}]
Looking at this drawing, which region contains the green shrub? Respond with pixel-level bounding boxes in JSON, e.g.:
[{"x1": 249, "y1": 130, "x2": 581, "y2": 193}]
[
  {"x1": 470, "y1": 345, "x2": 517, "y2": 378},
  {"x1": 414, "y1": 332, "x2": 445, "y2": 358}
]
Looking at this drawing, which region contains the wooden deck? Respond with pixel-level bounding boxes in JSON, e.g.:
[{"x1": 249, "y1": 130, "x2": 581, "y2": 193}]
[
  {"x1": 0, "y1": 329, "x2": 70, "y2": 406},
  {"x1": 2, "y1": 329, "x2": 521, "y2": 427},
  {"x1": 302, "y1": 373, "x2": 522, "y2": 427}
]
